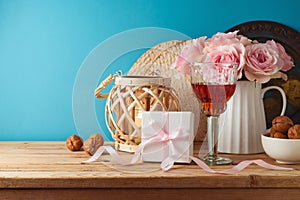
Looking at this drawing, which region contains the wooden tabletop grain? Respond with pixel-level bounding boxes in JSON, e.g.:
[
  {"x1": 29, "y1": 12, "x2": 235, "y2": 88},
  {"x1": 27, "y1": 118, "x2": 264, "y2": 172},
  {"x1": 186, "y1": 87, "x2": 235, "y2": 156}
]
[{"x1": 1, "y1": 142, "x2": 300, "y2": 200}]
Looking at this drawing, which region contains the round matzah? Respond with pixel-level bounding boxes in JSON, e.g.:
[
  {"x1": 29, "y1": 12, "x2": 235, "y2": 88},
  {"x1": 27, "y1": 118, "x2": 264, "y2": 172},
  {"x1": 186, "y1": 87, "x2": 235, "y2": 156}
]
[{"x1": 127, "y1": 40, "x2": 207, "y2": 141}]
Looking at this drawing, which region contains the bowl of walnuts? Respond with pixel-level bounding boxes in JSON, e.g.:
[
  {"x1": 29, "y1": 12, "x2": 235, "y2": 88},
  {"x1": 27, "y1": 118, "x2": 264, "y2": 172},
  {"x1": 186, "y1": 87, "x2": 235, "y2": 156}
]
[{"x1": 261, "y1": 116, "x2": 300, "y2": 164}]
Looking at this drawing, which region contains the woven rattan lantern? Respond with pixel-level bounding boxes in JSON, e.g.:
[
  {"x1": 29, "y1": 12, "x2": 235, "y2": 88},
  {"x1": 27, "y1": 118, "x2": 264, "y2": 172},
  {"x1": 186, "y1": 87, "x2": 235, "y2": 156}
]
[{"x1": 95, "y1": 73, "x2": 180, "y2": 152}]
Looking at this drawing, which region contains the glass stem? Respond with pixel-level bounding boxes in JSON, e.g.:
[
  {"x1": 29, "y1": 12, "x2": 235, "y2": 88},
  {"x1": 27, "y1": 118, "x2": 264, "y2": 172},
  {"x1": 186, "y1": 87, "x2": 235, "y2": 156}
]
[{"x1": 207, "y1": 116, "x2": 219, "y2": 158}]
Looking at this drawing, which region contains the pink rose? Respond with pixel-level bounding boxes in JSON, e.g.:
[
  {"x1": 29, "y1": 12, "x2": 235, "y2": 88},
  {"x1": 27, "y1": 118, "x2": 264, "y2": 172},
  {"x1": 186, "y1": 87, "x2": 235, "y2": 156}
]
[
  {"x1": 266, "y1": 40, "x2": 294, "y2": 71},
  {"x1": 202, "y1": 43, "x2": 245, "y2": 79},
  {"x1": 173, "y1": 37, "x2": 206, "y2": 75},
  {"x1": 206, "y1": 31, "x2": 251, "y2": 47},
  {"x1": 203, "y1": 32, "x2": 247, "y2": 79},
  {"x1": 244, "y1": 42, "x2": 284, "y2": 83}
]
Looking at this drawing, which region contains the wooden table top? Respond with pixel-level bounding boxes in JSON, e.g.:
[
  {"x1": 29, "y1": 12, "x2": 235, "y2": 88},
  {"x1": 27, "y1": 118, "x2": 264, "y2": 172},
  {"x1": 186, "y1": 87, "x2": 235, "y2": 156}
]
[{"x1": 1, "y1": 141, "x2": 300, "y2": 200}]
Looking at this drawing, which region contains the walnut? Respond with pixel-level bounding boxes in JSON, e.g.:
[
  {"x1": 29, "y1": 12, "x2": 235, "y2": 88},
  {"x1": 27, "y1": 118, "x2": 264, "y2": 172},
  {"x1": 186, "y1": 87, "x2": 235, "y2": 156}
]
[
  {"x1": 83, "y1": 133, "x2": 104, "y2": 156},
  {"x1": 288, "y1": 125, "x2": 300, "y2": 139},
  {"x1": 272, "y1": 116, "x2": 294, "y2": 134},
  {"x1": 273, "y1": 131, "x2": 288, "y2": 139},
  {"x1": 66, "y1": 135, "x2": 83, "y2": 151}
]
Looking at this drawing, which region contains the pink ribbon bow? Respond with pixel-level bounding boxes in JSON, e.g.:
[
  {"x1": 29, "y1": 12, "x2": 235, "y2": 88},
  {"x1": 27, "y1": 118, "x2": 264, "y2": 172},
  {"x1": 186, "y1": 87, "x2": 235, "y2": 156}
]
[{"x1": 141, "y1": 117, "x2": 192, "y2": 171}]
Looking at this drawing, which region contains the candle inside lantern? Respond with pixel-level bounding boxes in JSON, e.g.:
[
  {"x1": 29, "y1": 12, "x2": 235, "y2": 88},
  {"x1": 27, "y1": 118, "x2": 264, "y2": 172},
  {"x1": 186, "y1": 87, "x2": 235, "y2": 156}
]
[{"x1": 134, "y1": 89, "x2": 150, "y2": 127}]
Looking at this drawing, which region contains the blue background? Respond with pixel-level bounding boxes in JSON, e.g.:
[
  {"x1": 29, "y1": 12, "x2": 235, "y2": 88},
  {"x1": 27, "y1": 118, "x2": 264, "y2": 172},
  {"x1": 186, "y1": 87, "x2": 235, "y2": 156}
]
[{"x1": 0, "y1": 0, "x2": 299, "y2": 141}]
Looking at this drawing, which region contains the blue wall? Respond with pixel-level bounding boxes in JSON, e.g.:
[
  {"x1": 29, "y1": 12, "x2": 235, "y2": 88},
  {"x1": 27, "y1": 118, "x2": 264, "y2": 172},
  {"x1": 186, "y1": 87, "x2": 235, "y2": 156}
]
[{"x1": 0, "y1": 0, "x2": 299, "y2": 141}]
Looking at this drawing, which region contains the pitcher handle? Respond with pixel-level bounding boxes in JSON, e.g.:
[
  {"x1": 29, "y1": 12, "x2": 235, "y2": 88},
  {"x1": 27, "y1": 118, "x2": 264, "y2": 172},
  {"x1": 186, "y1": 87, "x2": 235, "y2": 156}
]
[{"x1": 261, "y1": 86, "x2": 287, "y2": 116}]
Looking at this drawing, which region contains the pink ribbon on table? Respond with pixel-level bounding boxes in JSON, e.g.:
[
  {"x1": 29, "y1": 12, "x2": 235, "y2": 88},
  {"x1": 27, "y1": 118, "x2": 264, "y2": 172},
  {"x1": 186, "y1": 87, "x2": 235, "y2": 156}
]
[
  {"x1": 189, "y1": 157, "x2": 293, "y2": 174},
  {"x1": 82, "y1": 144, "x2": 293, "y2": 174},
  {"x1": 82, "y1": 145, "x2": 294, "y2": 174}
]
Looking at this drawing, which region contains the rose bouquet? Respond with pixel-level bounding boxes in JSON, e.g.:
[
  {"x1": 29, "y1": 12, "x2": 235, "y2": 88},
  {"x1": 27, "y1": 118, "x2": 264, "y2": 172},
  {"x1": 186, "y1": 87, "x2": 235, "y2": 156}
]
[{"x1": 173, "y1": 31, "x2": 294, "y2": 83}]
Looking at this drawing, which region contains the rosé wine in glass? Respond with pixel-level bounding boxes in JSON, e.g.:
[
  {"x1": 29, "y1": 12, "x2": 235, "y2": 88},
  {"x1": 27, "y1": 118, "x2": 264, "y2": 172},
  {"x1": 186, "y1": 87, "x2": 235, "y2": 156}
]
[
  {"x1": 191, "y1": 62, "x2": 237, "y2": 166},
  {"x1": 191, "y1": 84, "x2": 236, "y2": 116}
]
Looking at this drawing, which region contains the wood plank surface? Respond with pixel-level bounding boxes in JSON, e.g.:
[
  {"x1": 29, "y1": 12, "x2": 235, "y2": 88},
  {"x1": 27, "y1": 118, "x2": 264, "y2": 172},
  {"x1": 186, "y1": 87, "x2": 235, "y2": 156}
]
[
  {"x1": 2, "y1": 189, "x2": 300, "y2": 200},
  {"x1": 1, "y1": 142, "x2": 300, "y2": 199}
]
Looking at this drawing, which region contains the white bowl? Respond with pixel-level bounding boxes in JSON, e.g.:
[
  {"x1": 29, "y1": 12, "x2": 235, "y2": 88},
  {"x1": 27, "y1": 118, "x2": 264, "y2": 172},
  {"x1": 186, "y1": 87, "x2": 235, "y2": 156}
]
[{"x1": 261, "y1": 133, "x2": 300, "y2": 164}]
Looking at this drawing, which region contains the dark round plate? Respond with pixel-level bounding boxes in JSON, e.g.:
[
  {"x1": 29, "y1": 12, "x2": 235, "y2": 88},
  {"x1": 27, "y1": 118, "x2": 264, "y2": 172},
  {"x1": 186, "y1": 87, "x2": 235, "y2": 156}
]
[{"x1": 226, "y1": 20, "x2": 300, "y2": 127}]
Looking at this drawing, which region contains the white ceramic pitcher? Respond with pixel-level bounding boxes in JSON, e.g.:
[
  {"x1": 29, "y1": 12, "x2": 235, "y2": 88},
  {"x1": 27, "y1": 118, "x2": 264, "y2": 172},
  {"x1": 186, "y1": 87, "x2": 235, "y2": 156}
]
[{"x1": 218, "y1": 81, "x2": 287, "y2": 154}]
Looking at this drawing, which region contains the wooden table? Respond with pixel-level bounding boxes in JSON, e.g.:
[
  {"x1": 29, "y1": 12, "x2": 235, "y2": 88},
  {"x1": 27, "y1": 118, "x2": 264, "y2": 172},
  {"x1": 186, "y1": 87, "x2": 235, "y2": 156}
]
[{"x1": 1, "y1": 142, "x2": 300, "y2": 200}]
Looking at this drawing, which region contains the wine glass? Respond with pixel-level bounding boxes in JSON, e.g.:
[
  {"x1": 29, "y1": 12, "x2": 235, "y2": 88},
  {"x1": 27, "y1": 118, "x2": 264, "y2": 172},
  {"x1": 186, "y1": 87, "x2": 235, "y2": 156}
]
[{"x1": 190, "y1": 62, "x2": 237, "y2": 166}]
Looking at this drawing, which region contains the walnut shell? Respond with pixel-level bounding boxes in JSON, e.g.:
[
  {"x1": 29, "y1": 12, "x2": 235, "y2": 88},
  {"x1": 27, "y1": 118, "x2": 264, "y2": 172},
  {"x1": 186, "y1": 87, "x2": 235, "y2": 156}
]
[
  {"x1": 272, "y1": 116, "x2": 294, "y2": 134},
  {"x1": 273, "y1": 131, "x2": 288, "y2": 139},
  {"x1": 66, "y1": 135, "x2": 83, "y2": 151},
  {"x1": 83, "y1": 133, "x2": 104, "y2": 156},
  {"x1": 270, "y1": 127, "x2": 276, "y2": 137},
  {"x1": 288, "y1": 125, "x2": 300, "y2": 139}
]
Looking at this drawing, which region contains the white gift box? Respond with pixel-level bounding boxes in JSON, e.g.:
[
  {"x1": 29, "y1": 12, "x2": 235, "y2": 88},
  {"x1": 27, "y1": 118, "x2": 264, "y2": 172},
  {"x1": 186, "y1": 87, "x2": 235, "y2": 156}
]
[{"x1": 141, "y1": 112, "x2": 194, "y2": 163}]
